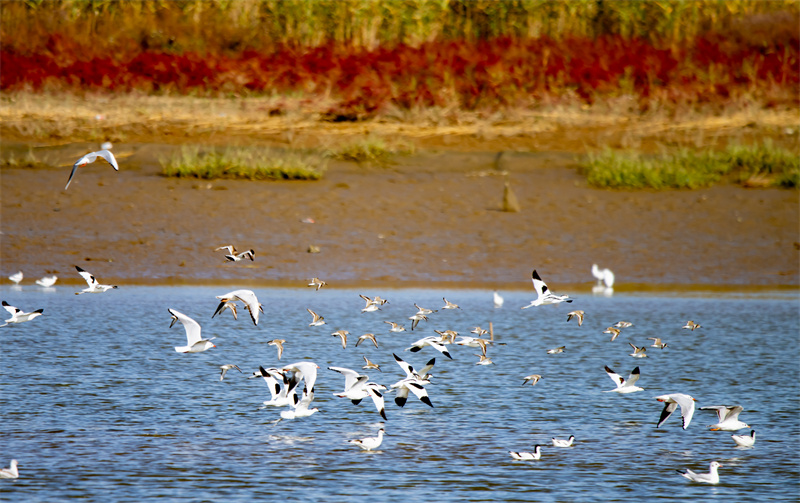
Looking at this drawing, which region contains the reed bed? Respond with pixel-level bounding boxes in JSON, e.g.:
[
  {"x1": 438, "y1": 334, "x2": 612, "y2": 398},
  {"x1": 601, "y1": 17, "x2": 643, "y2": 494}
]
[{"x1": 160, "y1": 146, "x2": 325, "y2": 181}]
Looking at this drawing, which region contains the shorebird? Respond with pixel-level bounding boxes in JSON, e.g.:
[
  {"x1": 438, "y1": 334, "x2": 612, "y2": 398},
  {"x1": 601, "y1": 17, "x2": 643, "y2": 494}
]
[
  {"x1": 522, "y1": 269, "x2": 573, "y2": 308},
  {"x1": 362, "y1": 356, "x2": 381, "y2": 372},
  {"x1": 267, "y1": 339, "x2": 285, "y2": 359},
  {"x1": 8, "y1": 271, "x2": 22, "y2": 284},
  {"x1": 547, "y1": 346, "x2": 565, "y2": 354},
  {"x1": 329, "y1": 366, "x2": 387, "y2": 419},
  {"x1": 614, "y1": 321, "x2": 633, "y2": 328},
  {"x1": 603, "y1": 327, "x2": 621, "y2": 341},
  {"x1": 169, "y1": 308, "x2": 216, "y2": 353},
  {"x1": 213, "y1": 289, "x2": 262, "y2": 326},
  {"x1": 591, "y1": 264, "x2": 615, "y2": 288},
  {"x1": 35, "y1": 275, "x2": 57, "y2": 287},
  {"x1": 65, "y1": 149, "x2": 119, "y2": 190},
  {"x1": 677, "y1": 461, "x2": 722, "y2": 485},
  {"x1": 384, "y1": 321, "x2": 406, "y2": 333},
  {"x1": 360, "y1": 295, "x2": 381, "y2": 313},
  {"x1": 308, "y1": 277, "x2": 327, "y2": 291},
  {"x1": 628, "y1": 343, "x2": 647, "y2": 358},
  {"x1": 215, "y1": 302, "x2": 238, "y2": 321},
  {"x1": 470, "y1": 326, "x2": 489, "y2": 336},
  {"x1": 493, "y1": 290, "x2": 504, "y2": 308},
  {"x1": 455, "y1": 336, "x2": 489, "y2": 355},
  {"x1": 731, "y1": 430, "x2": 756, "y2": 447},
  {"x1": 566, "y1": 310, "x2": 585, "y2": 326},
  {"x1": 391, "y1": 353, "x2": 435, "y2": 407},
  {"x1": 307, "y1": 308, "x2": 326, "y2": 326},
  {"x1": 219, "y1": 364, "x2": 242, "y2": 381},
  {"x1": 406, "y1": 336, "x2": 452, "y2": 359},
  {"x1": 434, "y1": 329, "x2": 459, "y2": 345},
  {"x1": 604, "y1": 365, "x2": 643, "y2": 393},
  {"x1": 509, "y1": 445, "x2": 541, "y2": 460},
  {"x1": 349, "y1": 428, "x2": 385, "y2": 451},
  {"x1": 1, "y1": 301, "x2": 44, "y2": 327},
  {"x1": 0, "y1": 459, "x2": 18, "y2": 479},
  {"x1": 408, "y1": 313, "x2": 428, "y2": 331},
  {"x1": 647, "y1": 337, "x2": 668, "y2": 349},
  {"x1": 552, "y1": 435, "x2": 575, "y2": 447},
  {"x1": 331, "y1": 330, "x2": 349, "y2": 349},
  {"x1": 522, "y1": 374, "x2": 542, "y2": 386},
  {"x1": 701, "y1": 405, "x2": 750, "y2": 431},
  {"x1": 356, "y1": 333, "x2": 379, "y2": 348},
  {"x1": 393, "y1": 353, "x2": 435, "y2": 381},
  {"x1": 655, "y1": 393, "x2": 697, "y2": 429},
  {"x1": 224, "y1": 249, "x2": 255, "y2": 262},
  {"x1": 683, "y1": 320, "x2": 701, "y2": 331},
  {"x1": 251, "y1": 367, "x2": 298, "y2": 408},
  {"x1": 75, "y1": 266, "x2": 118, "y2": 294},
  {"x1": 475, "y1": 354, "x2": 493, "y2": 365},
  {"x1": 441, "y1": 298, "x2": 460, "y2": 310}
]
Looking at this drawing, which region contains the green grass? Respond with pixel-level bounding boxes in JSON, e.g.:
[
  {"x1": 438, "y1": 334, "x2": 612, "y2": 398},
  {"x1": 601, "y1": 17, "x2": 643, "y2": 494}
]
[
  {"x1": 325, "y1": 137, "x2": 415, "y2": 165},
  {"x1": 160, "y1": 147, "x2": 325, "y2": 180},
  {"x1": 579, "y1": 142, "x2": 799, "y2": 189},
  {"x1": 1, "y1": 148, "x2": 53, "y2": 169}
]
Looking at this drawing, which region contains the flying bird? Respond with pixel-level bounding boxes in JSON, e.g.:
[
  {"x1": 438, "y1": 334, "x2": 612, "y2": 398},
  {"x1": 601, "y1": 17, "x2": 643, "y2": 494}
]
[
  {"x1": 522, "y1": 374, "x2": 542, "y2": 386},
  {"x1": 683, "y1": 320, "x2": 701, "y2": 331},
  {"x1": 655, "y1": 393, "x2": 697, "y2": 429},
  {"x1": 331, "y1": 330, "x2": 349, "y2": 349},
  {"x1": 213, "y1": 290, "x2": 262, "y2": 326},
  {"x1": 700, "y1": 405, "x2": 750, "y2": 431},
  {"x1": 566, "y1": 310, "x2": 585, "y2": 326},
  {"x1": 1, "y1": 301, "x2": 43, "y2": 327},
  {"x1": 603, "y1": 365, "x2": 643, "y2": 393},
  {"x1": 307, "y1": 308, "x2": 326, "y2": 326},
  {"x1": 356, "y1": 333, "x2": 379, "y2": 348},
  {"x1": 75, "y1": 266, "x2": 118, "y2": 294},
  {"x1": 267, "y1": 339, "x2": 286, "y2": 359},
  {"x1": 308, "y1": 277, "x2": 327, "y2": 290},
  {"x1": 219, "y1": 364, "x2": 242, "y2": 381},
  {"x1": 522, "y1": 269, "x2": 572, "y2": 308},
  {"x1": 169, "y1": 308, "x2": 216, "y2": 353},
  {"x1": 65, "y1": 149, "x2": 119, "y2": 190}
]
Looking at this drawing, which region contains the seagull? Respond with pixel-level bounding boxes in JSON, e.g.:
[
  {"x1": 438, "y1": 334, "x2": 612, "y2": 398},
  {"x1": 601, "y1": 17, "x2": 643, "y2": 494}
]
[
  {"x1": 65, "y1": 149, "x2": 119, "y2": 190},
  {"x1": 522, "y1": 374, "x2": 542, "y2": 386},
  {"x1": 35, "y1": 275, "x2": 57, "y2": 287},
  {"x1": 8, "y1": 271, "x2": 23, "y2": 284},
  {"x1": 655, "y1": 393, "x2": 697, "y2": 429},
  {"x1": 628, "y1": 343, "x2": 647, "y2": 358},
  {"x1": 219, "y1": 364, "x2": 242, "y2": 381},
  {"x1": 1, "y1": 301, "x2": 44, "y2": 327},
  {"x1": 0, "y1": 459, "x2": 18, "y2": 479},
  {"x1": 509, "y1": 445, "x2": 542, "y2": 460},
  {"x1": 356, "y1": 333, "x2": 379, "y2": 348},
  {"x1": 281, "y1": 361, "x2": 320, "y2": 396},
  {"x1": 406, "y1": 336, "x2": 452, "y2": 359},
  {"x1": 603, "y1": 327, "x2": 621, "y2": 341},
  {"x1": 267, "y1": 339, "x2": 285, "y2": 359},
  {"x1": 677, "y1": 461, "x2": 722, "y2": 485},
  {"x1": 566, "y1": 310, "x2": 585, "y2": 326},
  {"x1": 683, "y1": 320, "x2": 701, "y2": 331},
  {"x1": 552, "y1": 435, "x2": 575, "y2": 447},
  {"x1": 328, "y1": 366, "x2": 387, "y2": 419},
  {"x1": 604, "y1": 365, "x2": 643, "y2": 393},
  {"x1": 279, "y1": 389, "x2": 319, "y2": 420},
  {"x1": 74, "y1": 266, "x2": 118, "y2": 294},
  {"x1": 308, "y1": 277, "x2": 327, "y2": 291},
  {"x1": 731, "y1": 430, "x2": 756, "y2": 447},
  {"x1": 441, "y1": 298, "x2": 460, "y2": 310},
  {"x1": 169, "y1": 308, "x2": 216, "y2": 353},
  {"x1": 362, "y1": 356, "x2": 381, "y2": 372},
  {"x1": 331, "y1": 330, "x2": 349, "y2": 349},
  {"x1": 546, "y1": 346, "x2": 565, "y2": 354},
  {"x1": 647, "y1": 337, "x2": 668, "y2": 349},
  {"x1": 349, "y1": 428, "x2": 385, "y2": 451},
  {"x1": 252, "y1": 367, "x2": 298, "y2": 408},
  {"x1": 493, "y1": 290, "x2": 504, "y2": 308},
  {"x1": 614, "y1": 321, "x2": 633, "y2": 328},
  {"x1": 213, "y1": 290, "x2": 262, "y2": 326},
  {"x1": 224, "y1": 249, "x2": 255, "y2": 262},
  {"x1": 701, "y1": 405, "x2": 750, "y2": 431},
  {"x1": 384, "y1": 321, "x2": 406, "y2": 333},
  {"x1": 591, "y1": 264, "x2": 615, "y2": 288},
  {"x1": 307, "y1": 308, "x2": 326, "y2": 326},
  {"x1": 522, "y1": 269, "x2": 573, "y2": 308},
  {"x1": 407, "y1": 313, "x2": 428, "y2": 331}
]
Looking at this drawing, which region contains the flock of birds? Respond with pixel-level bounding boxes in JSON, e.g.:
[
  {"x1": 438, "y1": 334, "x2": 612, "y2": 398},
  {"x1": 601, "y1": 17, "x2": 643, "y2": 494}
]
[{"x1": 3, "y1": 248, "x2": 754, "y2": 483}]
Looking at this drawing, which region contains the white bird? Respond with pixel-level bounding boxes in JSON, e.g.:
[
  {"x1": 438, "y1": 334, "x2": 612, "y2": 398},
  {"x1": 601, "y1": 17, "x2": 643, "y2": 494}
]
[
  {"x1": 0, "y1": 459, "x2": 18, "y2": 479},
  {"x1": 655, "y1": 393, "x2": 697, "y2": 429},
  {"x1": 406, "y1": 336, "x2": 453, "y2": 359},
  {"x1": 683, "y1": 320, "x2": 701, "y2": 331},
  {"x1": 280, "y1": 389, "x2": 319, "y2": 420},
  {"x1": 647, "y1": 337, "x2": 668, "y2": 349},
  {"x1": 35, "y1": 275, "x2": 57, "y2": 287},
  {"x1": 307, "y1": 308, "x2": 326, "y2": 326},
  {"x1": 522, "y1": 374, "x2": 542, "y2": 386},
  {"x1": 552, "y1": 435, "x2": 575, "y2": 447},
  {"x1": 251, "y1": 366, "x2": 299, "y2": 408},
  {"x1": 522, "y1": 269, "x2": 572, "y2": 308},
  {"x1": 349, "y1": 428, "x2": 385, "y2": 451},
  {"x1": 8, "y1": 271, "x2": 23, "y2": 284},
  {"x1": 475, "y1": 353, "x2": 493, "y2": 365},
  {"x1": 414, "y1": 303, "x2": 437, "y2": 315},
  {"x1": 493, "y1": 290, "x2": 504, "y2": 308},
  {"x1": 329, "y1": 366, "x2": 387, "y2": 420},
  {"x1": 169, "y1": 308, "x2": 216, "y2": 353},
  {"x1": 591, "y1": 264, "x2": 615, "y2": 288},
  {"x1": 731, "y1": 430, "x2": 756, "y2": 447},
  {"x1": 308, "y1": 277, "x2": 326, "y2": 290},
  {"x1": 224, "y1": 249, "x2": 255, "y2": 262},
  {"x1": 614, "y1": 321, "x2": 633, "y2": 328},
  {"x1": 74, "y1": 266, "x2": 118, "y2": 294},
  {"x1": 677, "y1": 461, "x2": 722, "y2": 485},
  {"x1": 65, "y1": 149, "x2": 119, "y2": 190},
  {"x1": 1, "y1": 301, "x2": 44, "y2": 327},
  {"x1": 219, "y1": 364, "x2": 242, "y2": 381},
  {"x1": 547, "y1": 346, "x2": 565, "y2": 354},
  {"x1": 407, "y1": 313, "x2": 428, "y2": 331},
  {"x1": 628, "y1": 343, "x2": 647, "y2": 358},
  {"x1": 701, "y1": 405, "x2": 750, "y2": 431},
  {"x1": 509, "y1": 445, "x2": 541, "y2": 460},
  {"x1": 281, "y1": 361, "x2": 320, "y2": 396},
  {"x1": 604, "y1": 365, "x2": 643, "y2": 393},
  {"x1": 441, "y1": 298, "x2": 460, "y2": 310},
  {"x1": 566, "y1": 310, "x2": 585, "y2": 326},
  {"x1": 360, "y1": 294, "x2": 381, "y2": 313},
  {"x1": 384, "y1": 321, "x2": 405, "y2": 333},
  {"x1": 213, "y1": 289, "x2": 262, "y2": 326}
]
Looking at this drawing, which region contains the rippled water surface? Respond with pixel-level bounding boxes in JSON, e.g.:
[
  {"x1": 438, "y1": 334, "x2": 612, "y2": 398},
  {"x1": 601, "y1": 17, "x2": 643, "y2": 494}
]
[{"x1": 1, "y1": 286, "x2": 798, "y2": 502}]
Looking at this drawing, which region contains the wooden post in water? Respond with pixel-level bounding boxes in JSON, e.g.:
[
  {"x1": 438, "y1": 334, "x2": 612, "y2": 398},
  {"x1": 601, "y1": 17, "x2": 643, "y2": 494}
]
[{"x1": 489, "y1": 322, "x2": 494, "y2": 341}]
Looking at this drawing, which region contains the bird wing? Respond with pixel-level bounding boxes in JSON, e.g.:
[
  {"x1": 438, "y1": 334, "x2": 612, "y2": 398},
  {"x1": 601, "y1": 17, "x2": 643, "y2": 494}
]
[
  {"x1": 417, "y1": 358, "x2": 436, "y2": 378},
  {"x1": 168, "y1": 308, "x2": 202, "y2": 345},
  {"x1": 328, "y1": 366, "x2": 365, "y2": 391},
  {"x1": 75, "y1": 266, "x2": 98, "y2": 288},
  {"x1": 674, "y1": 395, "x2": 696, "y2": 429},
  {"x1": 367, "y1": 386, "x2": 387, "y2": 420},
  {"x1": 531, "y1": 269, "x2": 549, "y2": 299},
  {"x1": 1, "y1": 301, "x2": 19, "y2": 316},
  {"x1": 657, "y1": 401, "x2": 678, "y2": 428},
  {"x1": 700, "y1": 405, "x2": 728, "y2": 422},
  {"x1": 65, "y1": 161, "x2": 81, "y2": 190},
  {"x1": 626, "y1": 367, "x2": 641, "y2": 387},
  {"x1": 393, "y1": 353, "x2": 416, "y2": 378},
  {"x1": 604, "y1": 366, "x2": 624, "y2": 387},
  {"x1": 96, "y1": 149, "x2": 120, "y2": 170},
  {"x1": 232, "y1": 290, "x2": 259, "y2": 325}
]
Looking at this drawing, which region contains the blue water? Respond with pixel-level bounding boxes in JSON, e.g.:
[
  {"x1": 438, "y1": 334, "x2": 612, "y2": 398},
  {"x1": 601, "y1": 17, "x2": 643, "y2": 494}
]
[{"x1": 1, "y1": 286, "x2": 798, "y2": 502}]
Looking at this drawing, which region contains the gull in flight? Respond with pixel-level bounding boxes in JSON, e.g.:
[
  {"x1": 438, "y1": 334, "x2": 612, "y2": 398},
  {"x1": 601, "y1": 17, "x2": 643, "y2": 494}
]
[
  {"x1": 362, "y1": 356, "x2": 381, "y2": 372},
  {"x1": 604, "y1": 365, "x2": 643, "y2": 393},
  {"x1": 591, "y1": 264, "x2": 615, "y2": 288},
  {"x1": 0, "y1": 459, "x2": 19, "y2": 479},
  {"x1": 522, "y1": 270, "x2": 573, "y2": 308},
  {"x1": 213, "y1": 289, "x2": 262, "y2": 326},
  {"x1": 331, "y1": 330, "x2": 349, "y2": 349},
  {"x1": 603, "y1": 327, "x2": 621, "y2": 341},
  {"x1": 441, "y1": 298, "x2": 460, "y2": 310},
  {"x1": 219, "y1": 364, "x2": 242, "y2": 381},
  {"x1": 281, "y1": 361, "x2": 320, "y2": 397},
  {"x1": 349, "y1": 428, "x2": 386, "y2": 451},
  {"x1": 628, "y1": 343, "x2": 647, "y2": 358},
  {"x1": 406, "y1": 336, "x2": 453, "y2": 359},
  {"x1": 267, "y1": 339, "x2": 285, "y2": 359},
  {"x1": 522, "y1": 374, "x2": 542, "y2": 386},
  {"x1": 493, "y1": 290, "x2": 504, "y2": 308},
  {"x1": 509, "y1": 445, "x2": 541, "y2": 460},
  {"x1": 1, "y1": 301, "x2": 44, "y2": 327},
  {"x1": 308, "y1": 277, "x2": 327, "y2": 291},
  {"x1": 566, "y1": 310, "x2": 585, "y2": 326},
  {"x1": 552, "y1": 435, "x2": 575, "y2": 447},
  {"x1": 65, "y1": 149, "x2": 119, "y2": 190},
  {"x1": 683, "y1": 320, "x2": 701, "y2": 331},
  {"x1": 384, "y1": 321, "x2": 405, "y2": 333},
  {"x1": 731, "y1": 430, "x2": 756, "y2": 447},
  {"x1": 647, "y1": 337, "x2": 668, "y2": 349},
  {"x1": 169, "y1": 309, "x2": 216, "y2": 353},
  {"x1": 35, "y1": 275, "x2": 58, "y2": 287},
  {"x1": 328, "y1": 366, "x2": 387, "y2": 420},
  {"x1": 279, "y1": 389, "x2": 319, "y2": 420},
  {"x1": 8, "y1": 271, "x2": 23, "y2": 285},
  {"x1": 700, "y1": 405, "x2": 750, "y2": 431},
  {"x1": 677, "y1": 461, "x2": 722, "y2": 485},
  {"x1": 307, "y1": 308, "x2": 326, "y2": 327},
  {"x1": 655, "y1": 393, "x2": 697, "y2": 429},
  {"x1": 356, "y1": 333, "x2": 379, "y2": 348},
  {"x1": 75, "y1": 266, "x2": 118, "y2": 294}
]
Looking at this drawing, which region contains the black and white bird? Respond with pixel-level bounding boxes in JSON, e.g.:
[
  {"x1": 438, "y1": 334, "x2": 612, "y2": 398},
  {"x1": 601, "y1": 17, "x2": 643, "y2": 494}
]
[
  {"x1": 677, "y1": 461, "x2": 722, "y2": 485},
  {"x1": 1, "y1": 301, "x2": 43, "y2": 327},
  {"x1": 348, "y1": 428, "x2": 385, "y2": 451},
  {"x1": 219, "y1": 364, "x2": 242, "y2": 381},
  {"x1": 213, "y1": 289, "x2": 262, "y2": 326},
  {"x1": 328, "y1": 366, "x2": 387, "y2": 420},
  {"x1": 655, "y1": 393, "x2": 697, "y2": 429},
  {"x1": 75, "y1": 266, "x2": 118, "y2": 294},
  {"x1": 522, "y1": 270, "x2": 573, "y2": 308},
  {"x1": 390, "y1": 353, "x2": 435, "y2": 408},
  {"x1": 65, "y1": 149, "x2": 119, "y2": 190},
  {"x1": 603, "y1": 366, "x2": 643, "y2": 393},
  {"x1": 169, "y1": 308, "x2": 216, "y2": 353},
  {"x1": 731, "y1": 430, "x2": 756, "y2": 447},
  {"x1": 509, "y1": 445, "x2": 541, "y2": 460}
]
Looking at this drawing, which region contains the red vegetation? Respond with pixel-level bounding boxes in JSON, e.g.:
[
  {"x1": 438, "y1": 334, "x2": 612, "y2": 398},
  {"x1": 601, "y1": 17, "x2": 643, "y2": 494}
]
[{"x1": 2, "y1": 34, "x2": 797, "y2": 118}]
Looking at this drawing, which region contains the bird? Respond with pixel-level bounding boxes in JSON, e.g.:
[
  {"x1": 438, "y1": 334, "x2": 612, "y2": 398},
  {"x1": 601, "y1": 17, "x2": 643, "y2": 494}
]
[
  {"x1": 628, "y1": 343, "x2": 647, "y2": 358},
  {"x1": 731, "y1": 430, "x2": 756, "y2": 447},
  {"x1": 655, "y1": 393, "x2": 697, "y2": 429},
  {"x1": 356, "y1": 333, "x2": 379, "y2": 348},
  {"x1": 683, "y1": 320, "x2": 701, "y2": 331},
  {"x1": 308, "y1": 277, "x2": 327, "y2": 290},
  {"x1": 219, "y1": 364, "x2": 242, "y2": 381},
  {"x1": 522, "y1": 269, "x2": 572, "y2": 308},
  {"x1": 362, "y1": 356, "x2": 381, "y2": 372},
  {"x1": 35, "y1": 275, "x2": 57, "y2": 287},
  {"x1": 493, "y1": 290, "x2": 504, "y2": 308},
  {"x1": 65, "y1": 149, "x2": 119, "y2": 190},
  {"x1": 519, "y1": 374, "x2": 541, "y2": 387},
  {"x1": 281, "y1": 361, "x2": 320, "y2": 397},
  {"x1": 435, "y1": 329, "x2": 459, "y2": 345},
  {"x1": 8, "y1": 271, "x2": 22, "y2": 284},
  {"x1": 252, "y1": 367, "x2": 298, "y2": 408},
  {"x1": 701, "y1": 405, "x2": 750, "y2": 431},
  {"x1": 328, "y1": 366, "x2": 387, "y2": 419},
  {"x1": 603, "y1": 327, "x2": 621, "y2": 341},
  {"x1": 214, "y1": 245, "x2": 241, "y2": 256},
  {"x1": 360, "y1": 295, "x2": 381, "y2": 313},
  {"x1": 591, "y1": 264, "x2": 615, "y2": 288},
  {"x1": 509, "y1": 445, "x2": 541, "y2": 460},
  {"x1": 547, "y1": 346, "x2": 565, "y2": 354},
  {"x1": 390, "y1": 354, "x2": 435, "y2": 407},
  {"x1": 677, "y1": 461, "x2": 722, "y2": 485},
  {"x1": 566, "y1": 310, "x2": 585, "y2": 326},
  {"x1": 349, "y1": 428, "x2": 385, "y2": 451},
  {"x1": 224, "y1": 249, "x2": 255, "y2": 262},
  {"x1": 215, "y1": 302, "x2": 238, "y2": 321},
  {"x1": 441, "y1": 298, "x2": 460, "y2": 310},
  {"x1": 267, "y1": 339, "x2": 285, "y2": 359},
  {"x1": 470, "y1": 326, "x2": 489, "y2": 336},
  {"x1": 407, "y1": 313, "x2": 428, "y2": 331},
  {"x1": 552, "y1": 435, "x2": 575, "y2": 447},
  {"x1": 475, "y1": 354, "x2": 493, "y2": 365},
  {"x1": 414, "y1": 303, "x2": 437, "y2": 315},
  {"x1": 74, "y1": 266, "x2": 118, "y2": 294},
  {"x1": 614, "y1": 321, "x2": 633, "y2": 328},
  {"x1": 169, "y1": 308, "x2": 216, "y2": 353},
  {"x1": 647, "y1": 337, "x2": 668, "y2": 349},
  {"x1": 383, "y1": 321, "x2": 406, "y2": 333},
  {"x1": 0, "y1": 459, "x2": 18, "y2": 479},
  {"x1": 1, "y1": 301, "x2": 44, "y2": 327},
  {"x1": 279, "y1": 389, "x2": 319, "y2": 420},
  {"x1": 213, "y1": 289, "x2": 262, "y2": 326},
  {"x1": 307, "y1": 308, "x2": 326, "y2": 326},
  {"x1": 454, "y1": 336, "x2": 490, "y2": 355},
  {"x1": 406, "y1": 336, "x2": 453, "y2": 359},
  {"x1": 604, "y1": 365, "x2": 643, "y2": 393}
]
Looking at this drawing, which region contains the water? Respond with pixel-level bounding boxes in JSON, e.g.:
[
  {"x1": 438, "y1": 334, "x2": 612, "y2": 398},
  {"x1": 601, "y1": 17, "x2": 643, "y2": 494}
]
[{"x1": 1, "y1": 286, "x2": 798, "y2": 502}]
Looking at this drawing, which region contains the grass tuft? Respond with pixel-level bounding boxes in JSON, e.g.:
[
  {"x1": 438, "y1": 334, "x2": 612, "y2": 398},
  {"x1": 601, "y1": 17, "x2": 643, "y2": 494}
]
[
  {"x1": 325, "y1": 137, "x2": 415, "y2": 165},
  {"x1": 160, "y1": 147, "x2": 325, "y2": 180}
]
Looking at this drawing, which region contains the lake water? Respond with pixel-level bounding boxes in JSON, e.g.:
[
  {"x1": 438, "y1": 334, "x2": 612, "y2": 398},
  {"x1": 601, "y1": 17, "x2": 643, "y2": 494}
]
[{"x1": 1, "y1": 285, "x2": 798, "y2": 502}]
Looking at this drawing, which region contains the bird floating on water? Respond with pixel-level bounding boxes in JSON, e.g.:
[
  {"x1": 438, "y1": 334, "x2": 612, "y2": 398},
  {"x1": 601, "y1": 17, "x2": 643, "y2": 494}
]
[
  {"x1": 677, "y1": 461, "x2": 722, "y2": 485},
  {"x1": 731, "y1": 430, "x2": 756, "y2": 447},
  {"x1": 552, "y1": 435, "x2": 575, "y2": 447},
  {"x1": 0, "y1": 459, "x2": 19, "y2": 479},
  {"x1": 349, "y1": 428, "x2": 385, "y2": 451},
  {"x1": 509, "y1": 445, "x2": 541, "y2": 460},
  {"x1": 35, "y1": 275, "x2": 57, "y2": 287}
]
